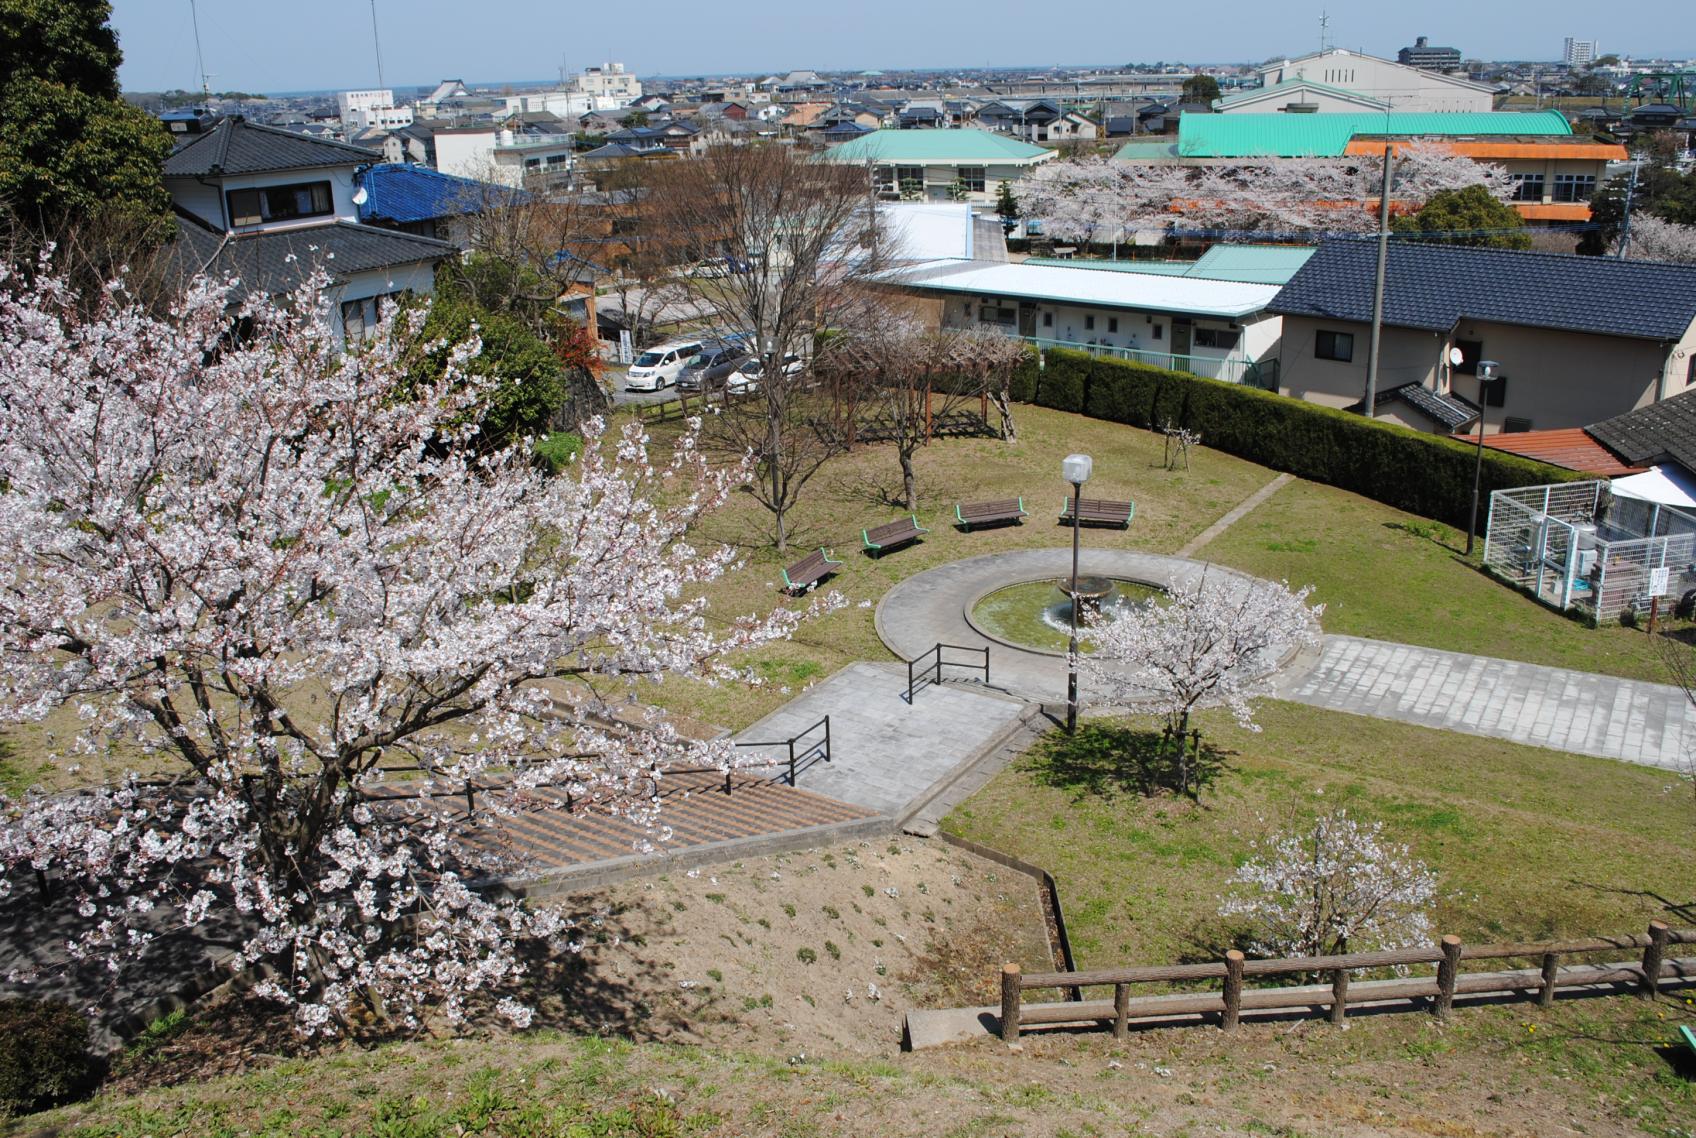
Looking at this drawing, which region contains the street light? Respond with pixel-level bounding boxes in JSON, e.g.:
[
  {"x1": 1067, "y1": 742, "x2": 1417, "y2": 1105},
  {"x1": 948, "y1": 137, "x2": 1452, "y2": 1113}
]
[
  {"x1": 1465, "y1": 359, "x2": 1501, "y2": 558},
  {"x1": 1062, "y1": 452, "x2": 1093, "y2": 734}
]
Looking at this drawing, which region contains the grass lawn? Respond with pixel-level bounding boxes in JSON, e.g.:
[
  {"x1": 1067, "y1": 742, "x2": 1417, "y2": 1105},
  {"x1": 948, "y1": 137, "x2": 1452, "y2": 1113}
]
[
  {"x1": 944, "y1": 701, "x2": 1692, "y2": 968},
  {"x1": 1199, "y1": 476, "x2": 1681, "y2": 684}
]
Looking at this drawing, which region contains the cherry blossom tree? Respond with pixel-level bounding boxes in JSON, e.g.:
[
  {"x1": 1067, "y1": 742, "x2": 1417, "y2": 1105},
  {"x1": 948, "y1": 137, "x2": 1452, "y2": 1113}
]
[
  {"x1": 1626, "y1": 214, "x2": 1696, "y2": 263},
  {"x1": 1220, "y1": 809, "x2": 1438, "y2": 959},
  {"x1": 1082, "y1": 574, "x2": 1320, "y2": 792},
  {"x1": 1021, "y1": 147, "x2": 1513, "y2": 241},
  {"x1": 0, "y1": 259, "x2": 834, "y2": 1035}
]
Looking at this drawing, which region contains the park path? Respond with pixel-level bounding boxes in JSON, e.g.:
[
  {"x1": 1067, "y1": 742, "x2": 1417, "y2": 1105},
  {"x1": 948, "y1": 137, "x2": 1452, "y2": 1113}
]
[{"x1": 1278, "y1": 634, "x2": 1695, "y2": 770}]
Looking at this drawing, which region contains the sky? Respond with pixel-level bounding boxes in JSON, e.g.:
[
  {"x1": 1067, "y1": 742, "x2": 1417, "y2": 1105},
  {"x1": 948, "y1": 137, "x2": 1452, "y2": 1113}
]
[{"x1": 110, "y1": 0, "x2": 1687, "y2": 95}]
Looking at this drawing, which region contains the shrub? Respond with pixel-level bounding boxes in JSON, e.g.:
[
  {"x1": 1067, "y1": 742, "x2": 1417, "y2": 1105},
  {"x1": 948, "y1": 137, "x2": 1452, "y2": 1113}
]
[
  {"x1": 1033, "y1": 347, "x2": 1579, "y2": 528},
  {"x1": 0, "y1": 999, "x2": 97, "y2": 1115}
]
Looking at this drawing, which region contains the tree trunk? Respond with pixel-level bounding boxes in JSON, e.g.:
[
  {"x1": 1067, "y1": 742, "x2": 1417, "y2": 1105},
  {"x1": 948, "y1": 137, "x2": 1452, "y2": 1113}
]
[
  {"x1": 990, "y1": 389, "x2": 1017, "y2": 442},
  {"x1": 899, "y1": 447, "x2": 918, "y2": 512}
]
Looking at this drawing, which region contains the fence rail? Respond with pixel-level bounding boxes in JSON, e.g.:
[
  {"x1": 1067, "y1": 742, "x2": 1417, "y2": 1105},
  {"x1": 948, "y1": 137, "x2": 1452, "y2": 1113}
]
[
  {"x1": 1018, "y1": 337, "x2": 1277, "y2": 390},
  {"x1": 997, "y1": 921, "x2": 1695, "y2": 1041},
  {"x1": 906, "y1": 642, "x2": 991, "y2": 703},
  {"x1": 733, "y1": 714, "x2": 832, "y2": 787}
]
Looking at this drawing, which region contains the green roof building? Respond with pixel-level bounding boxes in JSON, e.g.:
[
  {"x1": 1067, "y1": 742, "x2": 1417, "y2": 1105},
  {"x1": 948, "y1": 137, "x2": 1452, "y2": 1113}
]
[{"x1": 1115, "y1": 110, "x2": 1573, "y2": 161}]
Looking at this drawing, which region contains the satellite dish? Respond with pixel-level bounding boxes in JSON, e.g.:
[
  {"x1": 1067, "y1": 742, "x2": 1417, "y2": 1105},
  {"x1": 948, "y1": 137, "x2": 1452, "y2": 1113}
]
[
  {"x1": 352, "y1": 185, "x2": 369, "y2": 206},
  {"x1": 1447, "y1": 346, "x2": 1464, "y2": 366}
]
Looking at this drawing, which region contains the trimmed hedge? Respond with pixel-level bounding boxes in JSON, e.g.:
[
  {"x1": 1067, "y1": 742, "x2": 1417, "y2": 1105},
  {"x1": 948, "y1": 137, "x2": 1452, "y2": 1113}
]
[
  {"x1": 1024, "y1": 347, "x2": 1582, "y2": 529},
  {"x1": 0, "y1": 999, "x2": 96, "y2": 1116}
]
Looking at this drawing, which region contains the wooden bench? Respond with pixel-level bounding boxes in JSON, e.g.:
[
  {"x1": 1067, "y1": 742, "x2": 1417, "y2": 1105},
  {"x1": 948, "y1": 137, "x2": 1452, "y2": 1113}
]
[
  {"x1": 781, "y1": 548, "x2": 843, "y2": 594},
  {"x1": 1059, "y1": 498, "x2": 1135, "y2": 528},
  {"x1": 955, "y1": 498, "x2": 1028, "y2": 531},
  {"x1": 863, "y1": 516, "x2": 929, "y2": 556}
]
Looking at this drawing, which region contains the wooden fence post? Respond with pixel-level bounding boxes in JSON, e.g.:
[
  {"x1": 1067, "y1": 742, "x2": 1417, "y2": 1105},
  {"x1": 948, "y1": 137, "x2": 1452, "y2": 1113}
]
[
  {"x1": 1113, "y1": 983, "x2": 1130, "y2": 1039},
  {"x1": 1640, "y1": 920, "x2": 1670, "y2": 998},
  {"x1": 1434, "y1": 935, "x2": 1462, "y2": 1017},
  {"x1": 1539, "y1": 952, "x2": 1559, "y2": 1008},
  {"x1": 1000, "y1": 963, "x2": 1022, "y2": 1043},
  {"x1": 1329, "y1": 967, "x2": 1349, "y2": 1025},
  {"x1": 1222, "y1": 950, "x2": 1244, "y2": 1030}
]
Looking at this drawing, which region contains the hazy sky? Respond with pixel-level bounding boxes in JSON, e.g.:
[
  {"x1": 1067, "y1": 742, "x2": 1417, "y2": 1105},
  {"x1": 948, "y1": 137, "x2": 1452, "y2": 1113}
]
[{"x1": 110, "y1": 1, "x2": 1682, "y2": 95}]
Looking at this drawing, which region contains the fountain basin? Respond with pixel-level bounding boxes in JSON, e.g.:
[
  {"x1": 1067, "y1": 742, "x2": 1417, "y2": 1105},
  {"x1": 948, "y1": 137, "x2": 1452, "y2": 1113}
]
[{"x1": 967, "y1": 577, "x2": 1165, "y2": 656}]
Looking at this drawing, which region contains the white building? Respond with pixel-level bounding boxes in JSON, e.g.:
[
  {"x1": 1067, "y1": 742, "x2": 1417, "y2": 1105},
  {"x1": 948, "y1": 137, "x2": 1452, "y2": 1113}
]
[
  {"x1": 573, "y1": 62, "x2": 641, "y2": 107},
  {"x1": 338, "y1": 89, "x2": 413, "y2": 133},
  {"x1": 434, "y1": 125, "x2": 575, "y2": 188},
  {"x1": 1250, "y1": 48, "x2": 1493, "y2": 113},
  {"x1": 1564, "y1": 38, "x2": 1599, "y2": 67},
  {"x1": 502, "y1": 89, "x2": 594, "y2": 118}
]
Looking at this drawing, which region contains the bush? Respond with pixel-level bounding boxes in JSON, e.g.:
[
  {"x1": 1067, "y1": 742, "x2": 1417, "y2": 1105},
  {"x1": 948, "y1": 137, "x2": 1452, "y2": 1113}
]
[
  {"x1": 0, "y1": 999, "x2": 97, "y2": 1115},
  {"x1": 1032, "y1": 347, "x2": 1580, "y2": 528}
]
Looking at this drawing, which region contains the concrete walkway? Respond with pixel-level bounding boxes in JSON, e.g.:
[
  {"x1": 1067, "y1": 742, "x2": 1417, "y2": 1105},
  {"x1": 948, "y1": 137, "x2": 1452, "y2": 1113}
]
[
  {"x1": 1278, "y1": 635, "x2": 1696, "y2": 770},
  {"x1": 1176, "y1": 472, "x2": 1293, "y2": 558}
]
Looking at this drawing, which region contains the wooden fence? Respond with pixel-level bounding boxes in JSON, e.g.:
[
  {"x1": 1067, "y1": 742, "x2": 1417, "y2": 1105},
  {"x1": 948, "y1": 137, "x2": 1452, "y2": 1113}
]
[{"x1": 997, "y1": 921, "x2": 1695, "y2": 1041}]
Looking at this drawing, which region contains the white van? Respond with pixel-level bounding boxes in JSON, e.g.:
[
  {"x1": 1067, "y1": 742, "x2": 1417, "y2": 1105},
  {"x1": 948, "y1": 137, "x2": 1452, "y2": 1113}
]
[{"x1": 625, "y1": 340, "x2": 702, "y2": 391}]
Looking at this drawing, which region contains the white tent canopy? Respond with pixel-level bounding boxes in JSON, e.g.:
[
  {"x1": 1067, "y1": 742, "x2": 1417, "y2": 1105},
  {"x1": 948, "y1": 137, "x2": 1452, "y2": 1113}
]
[{"x1": 1609, "y1": 465, "x2": 1696, "y2": 509}]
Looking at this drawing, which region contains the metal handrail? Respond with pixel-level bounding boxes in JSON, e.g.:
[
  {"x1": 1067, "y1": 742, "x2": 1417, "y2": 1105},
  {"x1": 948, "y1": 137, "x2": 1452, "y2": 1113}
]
[
  {"x1": 1019, "y1": 336, "x2": 1271, "y2": 390},
  {"x1": 906, "y1": 642, "x2": 991, "y2": 703},
  {"x1": 733, "y1": 714, "x2": 832, "y2": 787}
]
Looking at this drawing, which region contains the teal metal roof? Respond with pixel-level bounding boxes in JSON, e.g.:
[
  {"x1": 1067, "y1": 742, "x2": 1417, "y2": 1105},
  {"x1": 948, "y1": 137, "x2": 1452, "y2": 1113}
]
[
  {"x1": 1171, "y1": 110, "x2": 1573, "y2": 158},
  {"x1": 822, "y1": 128, "x2": 1054, "y2": 164},
  {"x1": 1023, "y1": 244, "x2": 1316, "y2": 286},
  {"x1": 1213, "y1": 78, "x2": 1391, "y2": 111},
  {"x1": 1110, "y1": 140, "x2": 1181, "y2": 161}
]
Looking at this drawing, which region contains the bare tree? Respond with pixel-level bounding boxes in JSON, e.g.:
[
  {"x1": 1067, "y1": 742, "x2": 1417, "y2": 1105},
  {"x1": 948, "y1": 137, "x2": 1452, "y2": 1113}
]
[
  {"x1": 829, "y1": 312, "x2": 1029, "y2": 509},
  {"x1": 646, "y1": 145, "x2": 889, "y2": 549}
]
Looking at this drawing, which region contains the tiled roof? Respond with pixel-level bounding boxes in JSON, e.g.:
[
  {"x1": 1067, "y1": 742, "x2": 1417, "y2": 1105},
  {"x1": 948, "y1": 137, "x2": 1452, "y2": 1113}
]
[
  {"x1": 1451, "y1": 427, "x2": 1643, "y2": 477},
  {"x1": 1587, "y1": 389, "x2": 1696, "y2": 473},
  {"x1": 821, "y1": 128, "x2": 1054, "y2": 164},
  {"x1": 1352, "y1": 382, "x2": 1478, "y2": 431},
  {"x1": 1169, "y1": 110, "x2": 1571, "y2": 159},
  {"x1": 171, "y1": 218, "x2": 454, "y2": 297},
  {"x1": 1268, "y1": 241, "x2": 1696, "y2": 342},
  {"x1": 1021, "y1": 244, "x2": 1315, "y2": 286},
  {"x1": 357, "y1": 163, "x2": 523, "y2": 225},
  {"x1": 164, "y1": 115, "x2": 381, "y2": 177}
]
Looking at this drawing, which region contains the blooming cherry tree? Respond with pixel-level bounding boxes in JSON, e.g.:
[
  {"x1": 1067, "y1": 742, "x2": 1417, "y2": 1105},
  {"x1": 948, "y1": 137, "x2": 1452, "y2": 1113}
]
[
  {"x1": 1082, "y1": 573, "x2": 1321, "y2": 745},
  {"x1": 1220, "y1": 809, "x2": 1438, "y2": 959},
  {"x1": 1627, "y1": 214, "x2": 1696, "y2": 263},
  {"x1": 0, "y1": 261, "x2": 831, "y2": 1034}
]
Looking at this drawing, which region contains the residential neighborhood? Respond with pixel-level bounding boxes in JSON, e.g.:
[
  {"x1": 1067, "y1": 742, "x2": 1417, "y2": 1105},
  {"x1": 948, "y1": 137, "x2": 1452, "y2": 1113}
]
[{"x1": 3, "y1": 2, "x2": 1696, "y2": 1135}]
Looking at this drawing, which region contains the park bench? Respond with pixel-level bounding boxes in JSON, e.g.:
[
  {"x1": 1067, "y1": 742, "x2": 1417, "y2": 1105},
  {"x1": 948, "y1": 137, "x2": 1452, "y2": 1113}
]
[
  {"x1": 1059, "y1": 497, "x2": 1135, "y2": 529},
  {"x1": 1682, "y1": 1023, "x2": 1696, "y2": 1058},
  {"x1": 955, "y1": 498, "x2": 1028, "y2": 531},
  {"x1": 780, "y1": 547, "x2": 843, "y2": 594},
  {"x1": 862, "y1": 515, "x2": 929, "y2": 557}
]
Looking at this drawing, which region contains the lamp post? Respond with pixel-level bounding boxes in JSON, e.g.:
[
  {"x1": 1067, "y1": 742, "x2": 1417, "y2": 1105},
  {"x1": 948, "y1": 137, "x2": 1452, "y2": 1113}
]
[
  {"x1": 1062, "y1": 452, "x2": 1093, "y2": 734},
  {"x1": 1465, "y1": 359, "x2": 1501, "y2": 558}
]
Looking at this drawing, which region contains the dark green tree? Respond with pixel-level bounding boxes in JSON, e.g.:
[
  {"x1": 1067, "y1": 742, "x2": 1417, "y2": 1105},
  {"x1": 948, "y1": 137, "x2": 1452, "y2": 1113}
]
[
  {"x1": 1390, "y1": 185, "x2": 1531, "y2": 249},
  {"x1": 1182, "y1": 75, "x2": 1222, "y2": 103},
  {"x1": 0, "y1": 0, "x2": 173, "y2": 242},
  {"x1": 995, "y1": 179, "x2": 1020, "y2": 221}
]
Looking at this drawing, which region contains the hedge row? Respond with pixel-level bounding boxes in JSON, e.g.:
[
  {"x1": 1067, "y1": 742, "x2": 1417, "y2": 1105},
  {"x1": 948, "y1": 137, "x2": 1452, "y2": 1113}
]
[{"x1": 1015, "y1": 348, "x2": 1582, "y2": 529}]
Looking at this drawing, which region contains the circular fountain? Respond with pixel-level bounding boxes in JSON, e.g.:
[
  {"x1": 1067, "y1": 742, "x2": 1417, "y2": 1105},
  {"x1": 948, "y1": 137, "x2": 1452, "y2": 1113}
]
[{"x1": 968, "y1": 576, "x2": 1165, "y2": 655}]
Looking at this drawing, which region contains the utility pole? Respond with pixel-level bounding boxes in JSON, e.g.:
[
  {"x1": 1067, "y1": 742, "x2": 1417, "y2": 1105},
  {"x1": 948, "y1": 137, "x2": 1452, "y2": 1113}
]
[
  {"x1": 1362, "y1": 143, "x2": 1395, "y2": 418},
  {"x1": 369, "y1": 0, "x2": 386, "y2": 92},
  {"x1": 1616, "y1": 160, "x2": 1642, "y2": 258},
  {"x1": 189, "y1": 0, "x2": 210, "y2": 101}
]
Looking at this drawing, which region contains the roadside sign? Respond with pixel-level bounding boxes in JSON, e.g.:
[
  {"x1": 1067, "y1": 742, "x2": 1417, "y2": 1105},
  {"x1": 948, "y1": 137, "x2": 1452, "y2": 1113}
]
[
  {"x1": 618, "y1": 330, "x2": 634, "y2": 365},
  {"x1": 1649, "y1": 566, "x2": 1671, "y2": 597}
]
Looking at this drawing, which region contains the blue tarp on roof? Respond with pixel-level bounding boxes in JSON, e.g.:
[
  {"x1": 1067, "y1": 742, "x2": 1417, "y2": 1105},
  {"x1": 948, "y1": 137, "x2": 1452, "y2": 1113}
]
[{"x1": 356, "y1": 163, "x2": 525, "y2": 226}]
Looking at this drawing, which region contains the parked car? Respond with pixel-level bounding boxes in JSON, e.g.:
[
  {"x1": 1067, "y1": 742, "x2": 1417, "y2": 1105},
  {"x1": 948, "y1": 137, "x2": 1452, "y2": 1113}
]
[
  {"x1": 725, "y1": 353, "x2": 804, "y2": 395},
  {"x1": 676, "y1": 343, "x2": 750, "y2": 392},
  {"x1": 625, "y1": 340, "x2": 703, "y2": 391}
]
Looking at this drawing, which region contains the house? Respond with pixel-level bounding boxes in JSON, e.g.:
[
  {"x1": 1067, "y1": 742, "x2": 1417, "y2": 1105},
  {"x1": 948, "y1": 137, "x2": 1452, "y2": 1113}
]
[
  {"x1": 162, "y1": 117, "x2": 453, "y2": 342},
  {"x1": 1397, "y1": 36, "x2": 1463, "y2": 72},
  {"x1": 573, "y1": 62, "x2": 642, "y2": 107},
  {"x1": 1266, "y1": 242, "x2": 1696, "y2": 434},
  {"x1": 433, "y1": 125, "x2": 576, "y2": 188},
  {"x1": 355, "y1": 162, "x2": 523, "y2": 247},
  {"x1": 379, "y1": 122, "x2": 436, "y2": 166},
  {"x1": 882, "y1": 244, "x2": 1315, "y2": 387},
  {"x1": 1114, "y1": 110, "x2": 1625, "y2": 224},
  {"x1": 1253, "y1": 48, "x2": 1494, "y2": 113},
  {"x1": 820, "y1": 129, "x2": 1055, "y2": 203}
]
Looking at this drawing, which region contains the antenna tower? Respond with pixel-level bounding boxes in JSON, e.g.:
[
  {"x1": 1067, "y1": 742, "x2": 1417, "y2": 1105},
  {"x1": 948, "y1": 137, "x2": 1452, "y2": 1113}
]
[
  {"x1": 189, "y1": 0, "x2": 210, "y2": 100},
  {"x1": 1319, "y1": 10, "x2": 1332, "y2": 54},
  {"x1": 369, "y1": 0, "x2": 387, "y2": 91}
]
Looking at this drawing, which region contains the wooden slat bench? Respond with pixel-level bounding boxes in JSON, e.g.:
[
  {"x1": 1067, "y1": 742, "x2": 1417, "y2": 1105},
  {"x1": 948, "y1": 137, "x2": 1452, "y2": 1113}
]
[
  {"x1": 955, "y1": 498, "x2": 1028, "y2": 530},
  {"x1": 1059, "y1": 498, "x2": 1135, "y2": 529},
  {"x1": 781, "y1": 548, "x2": 843, "y2": 594},
  {"x1": 862, "y1": 516, "x2": 929, "y2": 556}
]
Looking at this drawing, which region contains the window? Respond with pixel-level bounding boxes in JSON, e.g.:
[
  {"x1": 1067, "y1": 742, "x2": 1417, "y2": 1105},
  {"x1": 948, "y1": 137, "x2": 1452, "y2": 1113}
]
[
  {"x1": 340, "y1": 293, "x2": 397, "y2": 341},
  {"x1": 1552, "y1": 174, "x2": 1596, "y2": 202},
  {"x1": 1108, "y1": 317, "x2": 1119, "y2": 334},
  {"x1": 978, "y1": 306, "x2": 1016, "y2": 326},
  {"x1": 1452, "y1": 338, "x2": 1483, "y2": 375},
  {"x1": 1152, "y1": 324, "x2": 1163, "y2": 341},
  {"x1": 1503, "y1": 416, "x2": 1533, "y2": 433},
  {"x1": 1084, "y1": 315, "x2": 1096, "y2": 331},
  {"x1": 957, "y1": 165, "x2": 986, "y2": 194},
  {"x1": 1510, "y1": 173, "x2": 1545, "y2": 202},
  {"x1": 1193, "y1": 327, "x2": 1241, "y2": 350},
  {"x1": 1482, "y1": 373, "x2": 1508, "y2": 407},
  {"x1": 226, "y1": 180, "x2": 333, "y2": 227},
  {"x1": 895, "y1": 165, "x2": 923, "y2": 193},
  {"x1": 1315, "y1": 329, "x2": 1354, "y2": 362},
  {"x1": 1042, "y1": 311, "x2": 1053, "y2": 327}
]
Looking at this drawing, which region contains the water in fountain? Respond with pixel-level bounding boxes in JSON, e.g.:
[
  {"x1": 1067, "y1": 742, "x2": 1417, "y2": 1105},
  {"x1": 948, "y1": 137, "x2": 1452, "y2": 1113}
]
[{"x1": 1038, "y1": 579, "x2": 1156, "y2": 636}]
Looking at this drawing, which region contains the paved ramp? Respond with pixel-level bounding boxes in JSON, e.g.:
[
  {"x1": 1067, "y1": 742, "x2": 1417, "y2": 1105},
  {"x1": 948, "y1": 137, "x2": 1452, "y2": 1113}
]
[{"x1": 1281, "y1": 635, "x2": 1696, "y2": 769}]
